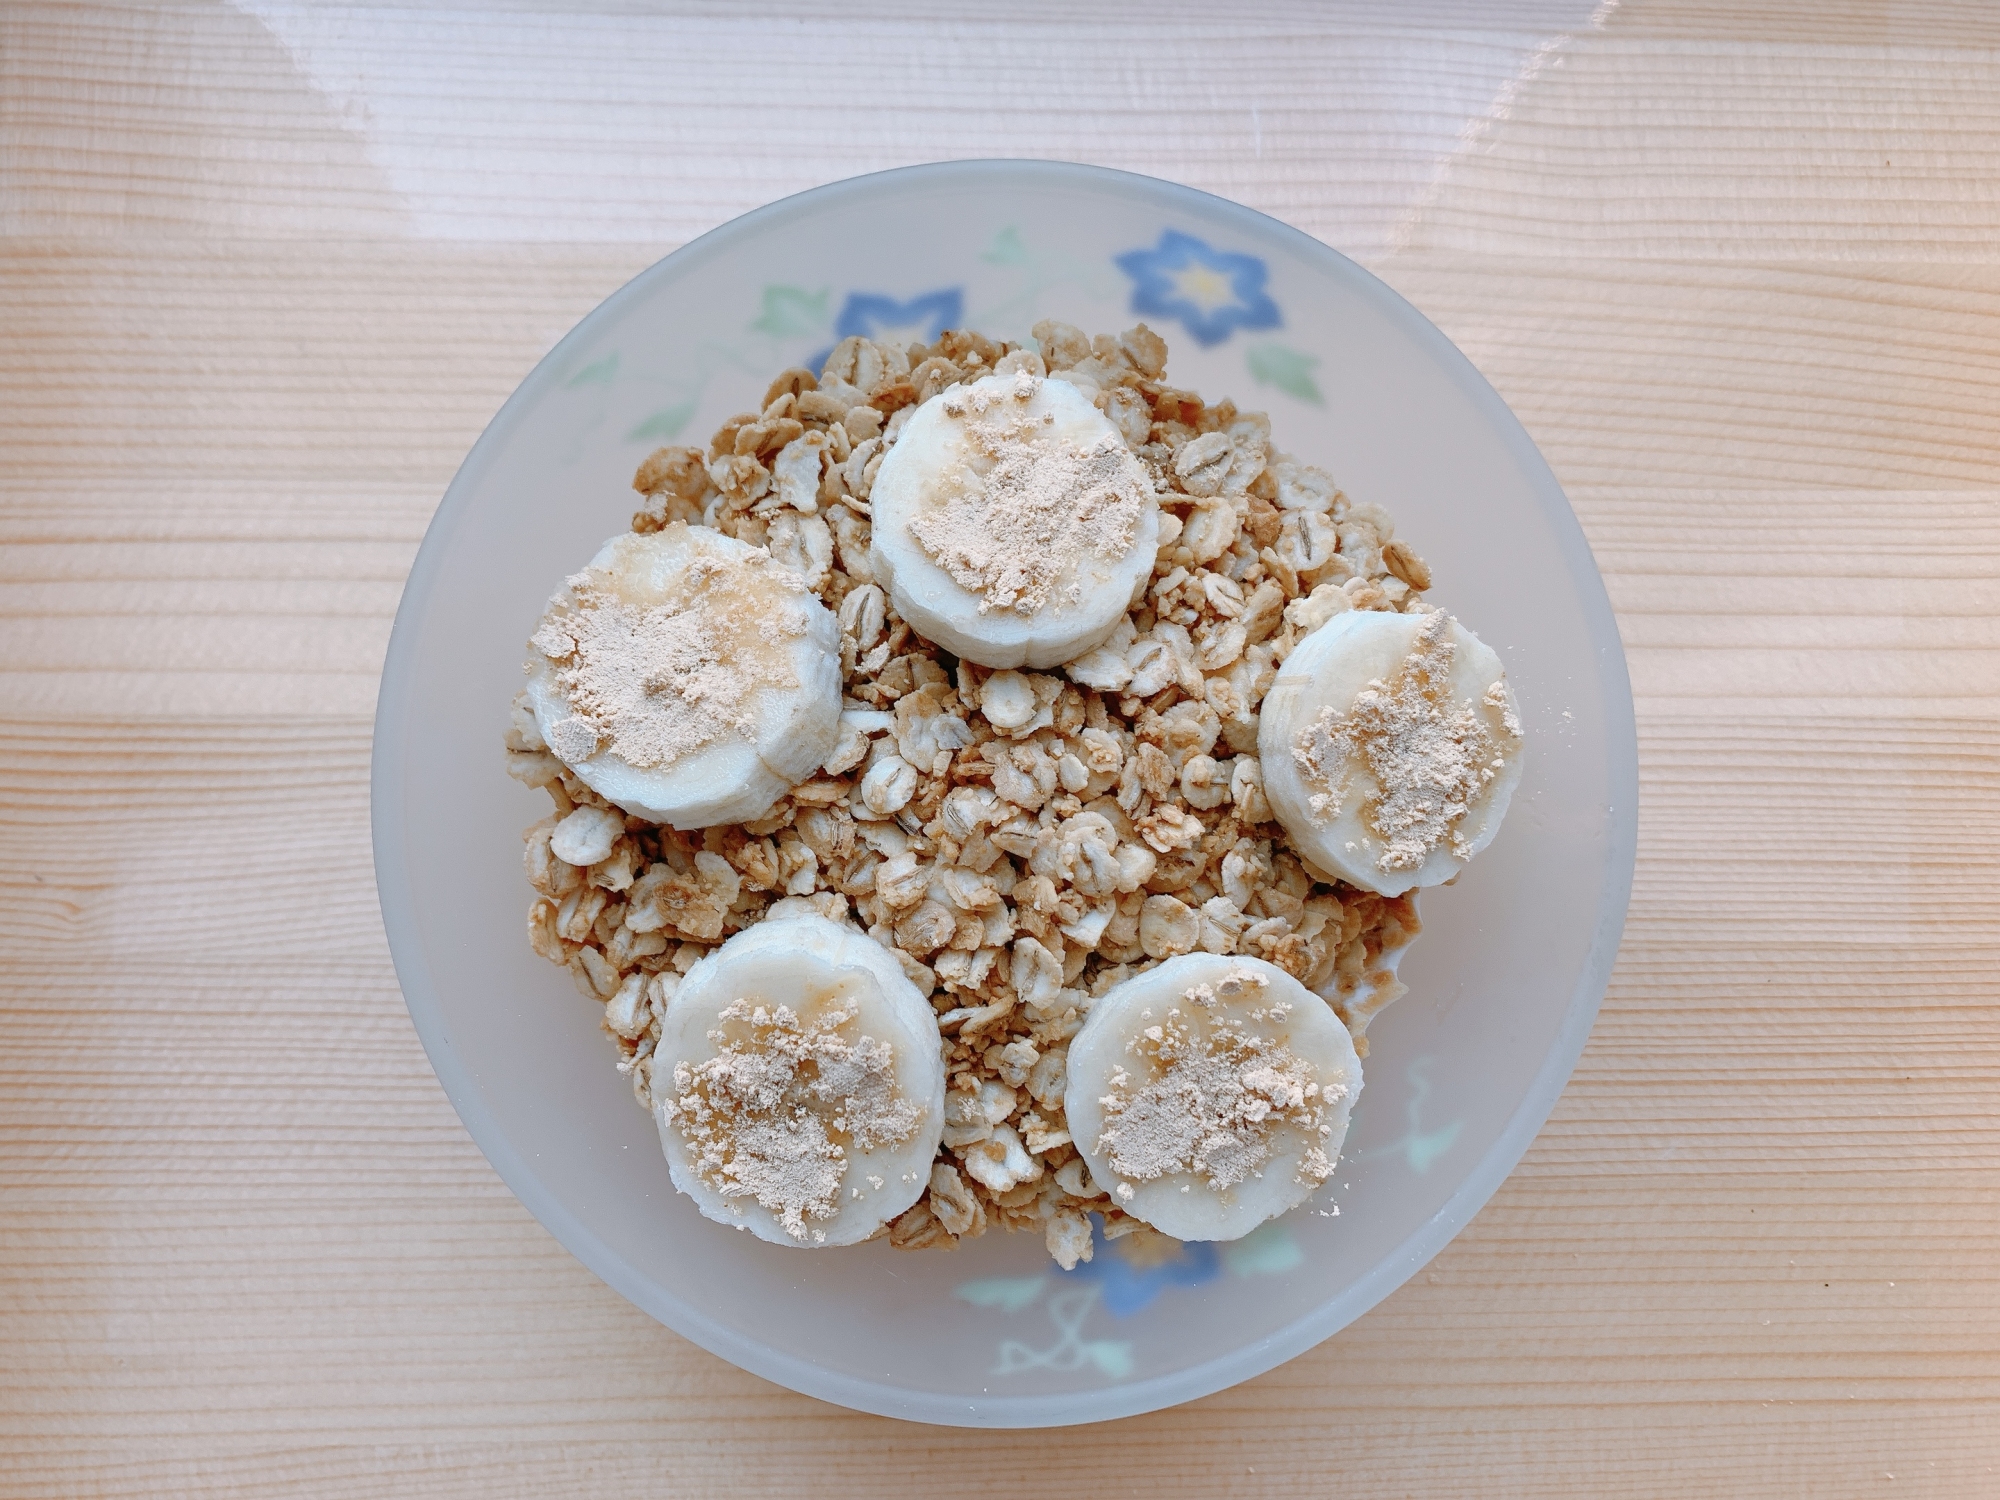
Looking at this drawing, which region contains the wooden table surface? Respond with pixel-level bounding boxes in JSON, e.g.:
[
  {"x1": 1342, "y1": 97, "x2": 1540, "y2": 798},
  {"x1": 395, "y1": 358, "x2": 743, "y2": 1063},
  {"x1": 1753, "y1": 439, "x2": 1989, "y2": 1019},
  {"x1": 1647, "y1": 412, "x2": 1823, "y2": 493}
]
[{"x1": 4, "y1": 2, "x2": 1997, "y2": 1494}]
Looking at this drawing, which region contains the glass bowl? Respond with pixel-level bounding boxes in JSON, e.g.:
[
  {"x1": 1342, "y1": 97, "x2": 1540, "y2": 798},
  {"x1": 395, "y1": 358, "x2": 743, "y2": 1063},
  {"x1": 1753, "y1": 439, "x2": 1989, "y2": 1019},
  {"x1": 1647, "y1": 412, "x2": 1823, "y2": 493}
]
[{"x1": 372, "y1": 159, "x2": 1637, "y2": 1427}]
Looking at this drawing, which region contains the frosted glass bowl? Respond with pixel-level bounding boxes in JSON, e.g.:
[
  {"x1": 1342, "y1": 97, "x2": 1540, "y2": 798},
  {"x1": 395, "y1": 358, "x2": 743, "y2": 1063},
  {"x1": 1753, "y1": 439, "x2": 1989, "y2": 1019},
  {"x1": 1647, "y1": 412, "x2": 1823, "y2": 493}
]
[{"x1": 372, "y1": 160, "x2": 1636, "y2": 1427}]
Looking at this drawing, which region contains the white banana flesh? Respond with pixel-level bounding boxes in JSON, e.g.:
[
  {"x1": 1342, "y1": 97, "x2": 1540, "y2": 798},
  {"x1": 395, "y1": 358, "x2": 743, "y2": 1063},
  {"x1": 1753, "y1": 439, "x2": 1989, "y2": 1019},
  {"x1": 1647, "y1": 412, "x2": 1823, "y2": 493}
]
[
  {"x1": 1064, "y1": 953, "x2": 1362, "y2": 1243},
  {"x1": 868, "y1": 371, "x2": 1160, "y2": 669},
  {"x1": 525, "y1": 524, "x2": 842, "y2": 828},
  {"x1": 653, "y1": 914, "x2": 946, "y2": 1247},
  {"x1": 1259, "y1": 608, "x2": 1523, "y2": 897}
]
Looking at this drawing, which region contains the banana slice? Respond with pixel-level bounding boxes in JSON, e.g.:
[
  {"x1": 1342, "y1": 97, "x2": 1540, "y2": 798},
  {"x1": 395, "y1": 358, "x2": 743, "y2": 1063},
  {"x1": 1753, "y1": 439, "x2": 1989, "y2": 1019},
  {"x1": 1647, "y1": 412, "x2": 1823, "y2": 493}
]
[
  {"x1": 1259, "y1": 608, "x2": 1523, "y2": 897},
  {"x1": 1065, "y1": 954, "x2": 1361, "y2": 1242},
  {"x1": 653, "y1": 914, "x2": 946, "y2": 1247},
  {"x1": 524, "y1": 524, "x2": 842, "y2": 828},
  {"x1": 868, "y1": 371, "x2": 1159, "y2": 669}
]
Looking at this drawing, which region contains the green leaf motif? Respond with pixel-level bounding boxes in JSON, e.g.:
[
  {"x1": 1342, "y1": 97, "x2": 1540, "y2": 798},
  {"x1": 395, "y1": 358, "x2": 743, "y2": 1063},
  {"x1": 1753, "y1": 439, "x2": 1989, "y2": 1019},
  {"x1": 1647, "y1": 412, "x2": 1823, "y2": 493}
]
[
  {"x1": 750, "y1": 285, "x2": 830, "y2": 338},
  {"x1": 1406, "y1": 1119, "x2": 1463, "y2": 1175},
  {"x1": 1247, "y1": 342, "x2": 1324, "y2": 404},
  {"x1": 954, "y1": 1276, "x2": 1048, "y2": 1313},
  {"x1": 981, "y1": 226, "x2": 1029, "y2": 265},
  {"x1": 1084, "y1": 1341, "x2": 1134, "y2": 1379},
  {"x1": 625, "y1": 399, "x2": 698, "y2": 443},
  {"x1": 1221, "y1": 1221, "x2": 1305, "y2": 1277},
  {"x1": 565, "y1": 353, "x2": 619, "y2": 387}
]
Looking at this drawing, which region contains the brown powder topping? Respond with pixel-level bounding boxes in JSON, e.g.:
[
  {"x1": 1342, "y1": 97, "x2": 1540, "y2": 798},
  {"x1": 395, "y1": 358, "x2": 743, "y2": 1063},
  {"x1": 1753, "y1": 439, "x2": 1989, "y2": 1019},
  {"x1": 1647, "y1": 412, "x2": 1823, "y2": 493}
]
[
  {"x1": 1292, "y1": 611, "x2": 1520, "y2": 873},
  {"x1": 531, "y1": 529, "x2": 811, "y2": 770},
  {"x1": 907, "y1": 373, "x2": 1153, "y2": 616},
  {"x1": 1096, "y1": 968, "x2": 1338, "y2": 1193},
  {"x1": 661, "y1": 997, "x2": 923, "y2": 1242}
]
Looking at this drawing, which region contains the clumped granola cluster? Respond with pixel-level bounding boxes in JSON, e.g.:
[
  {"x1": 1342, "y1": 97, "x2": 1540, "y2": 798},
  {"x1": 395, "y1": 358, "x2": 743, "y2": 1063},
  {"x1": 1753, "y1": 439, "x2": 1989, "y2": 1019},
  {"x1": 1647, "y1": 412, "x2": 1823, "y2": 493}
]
[{"x1": 505, "y1": 321, "x2": 1424, "y2": 1268}]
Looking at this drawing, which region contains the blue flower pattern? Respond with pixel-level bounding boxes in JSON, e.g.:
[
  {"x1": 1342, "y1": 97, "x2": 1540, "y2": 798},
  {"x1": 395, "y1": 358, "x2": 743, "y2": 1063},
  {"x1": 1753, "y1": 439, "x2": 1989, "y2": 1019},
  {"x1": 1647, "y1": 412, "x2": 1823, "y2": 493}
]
[
  {"x1": 1114, "y1": 230, "x2": 1281, "y2": 347},
  {"x1": 807, "y1": 287, "x2": 964, "y2": 375},
  {"x1": 834, "y1": 288, "x2": 963, "y2": 344},
  {"x1": 956, "y1": 1218, "x2": 1311, "y2": 1381},
  {"x1": 1059, "y1": 1225, "x2": 1222, "y2": 1317}
]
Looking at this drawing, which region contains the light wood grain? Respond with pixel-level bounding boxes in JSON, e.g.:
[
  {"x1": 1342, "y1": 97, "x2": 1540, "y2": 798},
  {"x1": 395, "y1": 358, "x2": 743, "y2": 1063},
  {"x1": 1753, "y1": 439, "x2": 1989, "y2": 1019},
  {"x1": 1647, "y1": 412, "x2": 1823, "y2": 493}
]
[{"x1": 3, "y1": 1, "x2": 1998, "y2": 1496}]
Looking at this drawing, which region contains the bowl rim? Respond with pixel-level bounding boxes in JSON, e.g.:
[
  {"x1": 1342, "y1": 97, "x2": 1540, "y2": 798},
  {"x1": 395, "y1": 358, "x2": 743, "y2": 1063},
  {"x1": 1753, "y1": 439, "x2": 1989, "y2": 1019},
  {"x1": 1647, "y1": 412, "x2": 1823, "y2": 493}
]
[{"x1": 371, "y1": 157, "x2": 1639, "y2": 1428}]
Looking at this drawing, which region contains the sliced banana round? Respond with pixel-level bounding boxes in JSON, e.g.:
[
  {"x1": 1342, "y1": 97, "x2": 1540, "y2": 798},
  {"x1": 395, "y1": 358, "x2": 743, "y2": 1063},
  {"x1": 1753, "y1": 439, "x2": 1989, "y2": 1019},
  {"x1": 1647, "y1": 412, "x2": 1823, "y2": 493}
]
[
  {"x1": 868, "y1": 370, "x2": 1159, "y2": 669},
  {"x1": 524, "y1": 524, "x2": 842, "y2": 828},
  {"x1": 1064, "y1": 953, "x2": 1361, "y2": 1242},
  {"x1": 653, "y1": 914, "x2": 946, "y2": 1247},
  {"x1": 1259, "y1": 608, "x2": 1524, "y2": 897}
]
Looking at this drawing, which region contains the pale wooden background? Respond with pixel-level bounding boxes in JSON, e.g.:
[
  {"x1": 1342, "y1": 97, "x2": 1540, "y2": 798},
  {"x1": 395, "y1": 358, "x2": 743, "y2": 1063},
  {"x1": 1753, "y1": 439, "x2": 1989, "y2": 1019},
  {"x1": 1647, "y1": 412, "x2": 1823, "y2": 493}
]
[{"x1": 3, "y1": 1, "x2": 1997, "y2": 1495}]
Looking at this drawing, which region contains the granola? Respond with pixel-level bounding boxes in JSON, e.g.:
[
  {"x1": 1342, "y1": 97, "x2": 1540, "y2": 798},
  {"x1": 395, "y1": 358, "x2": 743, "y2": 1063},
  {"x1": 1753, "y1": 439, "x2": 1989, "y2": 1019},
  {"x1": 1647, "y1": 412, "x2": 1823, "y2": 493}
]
[{"x1": 506, "y1": 322, "x2": 1423, "y2": 1268}]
